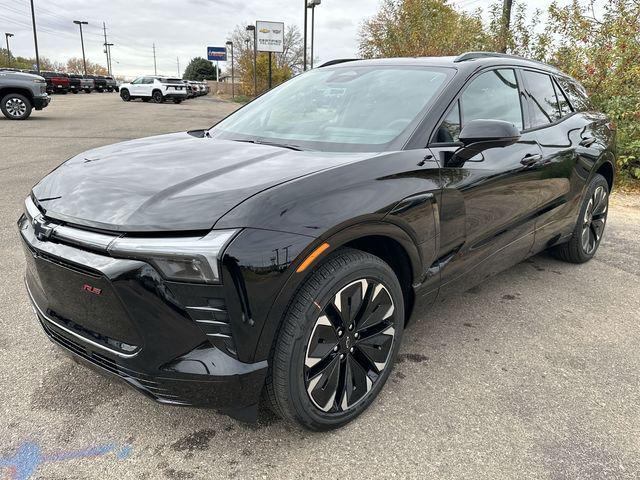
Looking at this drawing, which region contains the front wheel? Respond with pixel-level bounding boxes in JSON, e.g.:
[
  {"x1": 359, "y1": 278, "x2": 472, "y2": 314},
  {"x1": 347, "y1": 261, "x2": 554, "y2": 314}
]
[
  {"x1": 1, "y1": 93, "x2": 33, "y2": 120},
  {"x1": 266, "y1": 248, "x2": 404, "y2": 431},
  {"x1": 551, "y1": 173, "x2": 609, "y2": 263}
]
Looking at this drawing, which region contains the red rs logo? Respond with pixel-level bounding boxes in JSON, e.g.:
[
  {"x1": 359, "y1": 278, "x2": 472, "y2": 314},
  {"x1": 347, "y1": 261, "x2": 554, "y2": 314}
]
[{"x1": 82, "y1": 284, "x2": 102, "y2": 295}]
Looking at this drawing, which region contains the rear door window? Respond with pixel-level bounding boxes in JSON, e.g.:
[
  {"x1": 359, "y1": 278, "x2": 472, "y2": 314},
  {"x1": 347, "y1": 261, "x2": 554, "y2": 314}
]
[{"x1": 522, "y1": 70, "x2": 561, "y2": 127}]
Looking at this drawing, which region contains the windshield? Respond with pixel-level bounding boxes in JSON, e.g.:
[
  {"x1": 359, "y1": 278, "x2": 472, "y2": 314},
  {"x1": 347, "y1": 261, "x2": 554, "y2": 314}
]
[{"x1": 209, "y1": 65, "x2": 452, "y2": 152}]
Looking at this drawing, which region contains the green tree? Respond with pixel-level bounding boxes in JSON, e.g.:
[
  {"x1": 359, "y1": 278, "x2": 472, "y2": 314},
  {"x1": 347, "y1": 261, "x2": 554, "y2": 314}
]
[
  {"x1": 183, "y1": 57, "x2": 221, "y2": 81},
  {"x1": 358, "y1": 0, "x2": 490, "y2": 58}
]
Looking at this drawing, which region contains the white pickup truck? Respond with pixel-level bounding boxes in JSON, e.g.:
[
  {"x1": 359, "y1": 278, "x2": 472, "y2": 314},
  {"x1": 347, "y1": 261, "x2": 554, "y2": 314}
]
[{"x1": 119, "y1": 76, "x2": 188, "y2": 104}]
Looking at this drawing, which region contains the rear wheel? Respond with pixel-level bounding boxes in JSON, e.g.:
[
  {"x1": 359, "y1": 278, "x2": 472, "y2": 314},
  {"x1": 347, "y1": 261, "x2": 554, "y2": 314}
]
[
  {"x1": 1, "y1": 93, "x2": 33, "y2": 120},
  {"x1": 152, "y1": 90, "x2": 164, "y2": 103},
  {"x1": 173, "y1": 99, "x2": 182, "y2": 104},
  {"x1": 551, "y1": 173, "x2": 609, "y2": 263},
  {"x1": 266, "y1": 248, "x2": 404, "y2": 431},
  {"x1": 142, "y1": 98, "x2": 150, "y2": 103},
  {"x1": 120, "y1": 89, "x2": 131, "y2": 102}
]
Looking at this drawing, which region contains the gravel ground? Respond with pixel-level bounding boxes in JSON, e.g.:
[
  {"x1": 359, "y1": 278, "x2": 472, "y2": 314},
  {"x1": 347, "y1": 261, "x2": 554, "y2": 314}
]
[{"x1": 1, "y1": 92, "x2": 639, "y2": 480}]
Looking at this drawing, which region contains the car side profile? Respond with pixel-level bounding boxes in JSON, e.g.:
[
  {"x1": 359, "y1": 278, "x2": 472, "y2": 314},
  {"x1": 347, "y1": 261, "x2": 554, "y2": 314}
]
[
  {"x1": 19, "y1": 53, "x2": 615, "y2": 431},
  {"x1": 120, "y1": 76, "x2": 188, "y2": 103}
]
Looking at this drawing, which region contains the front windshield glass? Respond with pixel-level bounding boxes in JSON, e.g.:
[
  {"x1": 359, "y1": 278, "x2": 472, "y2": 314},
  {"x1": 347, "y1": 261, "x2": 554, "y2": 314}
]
[{"x1": 209, "y1": 65, "x2": 452, "y2": 152}]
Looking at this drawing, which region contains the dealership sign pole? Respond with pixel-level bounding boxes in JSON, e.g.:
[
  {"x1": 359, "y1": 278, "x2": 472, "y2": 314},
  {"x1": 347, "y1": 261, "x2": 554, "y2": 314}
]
[{"x1": 256, "y1": 21, "x2": 284, "y2": 91}]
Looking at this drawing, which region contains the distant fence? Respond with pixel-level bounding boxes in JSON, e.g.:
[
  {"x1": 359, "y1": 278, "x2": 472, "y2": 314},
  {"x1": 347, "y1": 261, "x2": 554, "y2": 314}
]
[{"x1": 205, "y1": 81, "x2": 238, "y2": 95}]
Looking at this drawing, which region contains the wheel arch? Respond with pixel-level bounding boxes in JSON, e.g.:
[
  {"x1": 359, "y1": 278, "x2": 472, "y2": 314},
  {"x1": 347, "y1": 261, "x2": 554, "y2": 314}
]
[
  {"x1": 0, "y1": 87, "x2": 34, "y2": 102},
  {"x1": 253, "y1": 221, "x2": 423, "y2": 362},
  {"x1": 595, "y1": 160, "x2": 615, "y2": 192}
]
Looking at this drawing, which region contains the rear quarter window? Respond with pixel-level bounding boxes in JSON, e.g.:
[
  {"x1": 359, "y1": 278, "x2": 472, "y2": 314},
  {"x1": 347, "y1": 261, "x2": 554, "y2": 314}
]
[{"x1": 555, "y1": 76, "x2": 591, "y2": 112}]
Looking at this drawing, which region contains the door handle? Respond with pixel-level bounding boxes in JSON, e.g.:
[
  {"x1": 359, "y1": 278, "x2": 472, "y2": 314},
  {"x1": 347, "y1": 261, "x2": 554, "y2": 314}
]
[
  {"x1": 520, "y1": 153, "x2": 542, "y2": 167},
  {"x1": 579, "y1": 137, "x2": 597, "y2": 147}
]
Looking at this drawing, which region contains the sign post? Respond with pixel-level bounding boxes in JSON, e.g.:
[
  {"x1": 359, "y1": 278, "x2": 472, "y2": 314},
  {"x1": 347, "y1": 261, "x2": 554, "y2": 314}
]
[{"x1": 256, "y1": 21, "x2": 284, "y2": 90}]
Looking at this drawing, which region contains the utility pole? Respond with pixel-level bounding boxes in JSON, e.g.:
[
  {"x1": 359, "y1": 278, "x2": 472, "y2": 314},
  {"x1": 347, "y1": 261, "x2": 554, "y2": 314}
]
[
  {"x1": 246, "y1": 25, "x2": 256, "y2": 96},
  {"x1": 29, "y1": 0, "x2": 40, "y2": 72},
  {"x1": 499, "y1": 0, "x2": 513, "y2": 53},
  {"x1": 102, "y1": 22, "x2": 110, "y2": 75},
  {"x1": 177, "y1": 57, "x2": 180, "y2": 77},
  {"x1": 303, "y1": 0, "x2": 308, "y2": 71},
  {"x1": 73, "y1": 20, "x2": 89, "y2": 75},
  {"x1": 152, "y1": 43, "x2": 157, "y2": 75},
  {"x1": 4, "y1": 33, "x2": 14, "y2": 67}
]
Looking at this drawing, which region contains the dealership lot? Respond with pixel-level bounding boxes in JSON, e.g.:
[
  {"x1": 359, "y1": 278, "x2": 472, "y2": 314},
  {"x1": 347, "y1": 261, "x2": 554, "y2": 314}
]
[{"x1": 1, "y1": 94, "x2": 640, "y2": 479}]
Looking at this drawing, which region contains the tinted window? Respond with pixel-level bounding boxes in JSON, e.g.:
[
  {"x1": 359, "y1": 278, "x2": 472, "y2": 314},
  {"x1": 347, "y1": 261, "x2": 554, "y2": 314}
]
[
  {"x1": 553, "y1": 79, "x2": 573, "y2": 117},
  {"x1": 131, "y1": 77, "x2": 143, "y2": 84},
  {"x1": 211, "y1": 66, "x2": 452, "y2": 152},
  {"x1": 461, "y1": 69, "x2": 523, "y2": 130},
  {"x1": 522, "y1": 70, "x2": 561, "y2": 127},
  {"x1": 555, "y1": 76, "x2": 590, "y2": 112},
  {"x1": 142, "y1": 77, "x2": 154, "y2": 84}
]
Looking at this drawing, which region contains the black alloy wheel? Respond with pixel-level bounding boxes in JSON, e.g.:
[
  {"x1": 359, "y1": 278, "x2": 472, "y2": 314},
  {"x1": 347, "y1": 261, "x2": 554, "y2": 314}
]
[
  {"x1": 304, "y1": 278, "x2": 397, "y2": 413},
  {"x1": 552, "y1": 173, "x2": 609, "y2": 263},
  {"x1": 152, "y1": 90, "x2": 164, "y2": 103},
  {"x1": 267, "y1": 248, "x2": 404, "y2": 431},
  {"x1": 120, "y1": 89, "x2": 131, "y2": 102}
]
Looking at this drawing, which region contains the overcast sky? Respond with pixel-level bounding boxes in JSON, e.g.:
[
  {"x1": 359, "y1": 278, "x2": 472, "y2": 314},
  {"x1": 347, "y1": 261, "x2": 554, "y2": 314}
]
[{"x1": 2, "y1": 0, "x2": 564, "y2": 78}]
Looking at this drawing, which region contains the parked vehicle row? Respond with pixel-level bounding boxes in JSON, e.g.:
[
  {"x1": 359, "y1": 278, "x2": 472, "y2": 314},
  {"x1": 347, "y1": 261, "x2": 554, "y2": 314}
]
[
  {"x1": 2, "y1": 69, "x2": 119, "y2": 94},
  {"x1": 119, "y1": 76, "x2": 209, "y2": 104},
  {"x1": 0, "y1": 69, "x2": 50, "y2": 120}
]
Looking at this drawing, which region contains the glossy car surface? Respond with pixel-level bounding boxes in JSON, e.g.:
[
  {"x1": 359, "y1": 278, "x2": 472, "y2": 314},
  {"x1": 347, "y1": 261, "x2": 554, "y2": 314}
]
[{"x1": 19, "y1": 53, "x2": 615, "y2": 430}]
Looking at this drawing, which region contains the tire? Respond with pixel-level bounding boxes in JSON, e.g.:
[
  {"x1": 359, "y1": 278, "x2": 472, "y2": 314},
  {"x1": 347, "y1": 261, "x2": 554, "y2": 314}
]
[
  {"x1": 1, "y1": 93, "x2": 33, "y2": 120},
  {"x1": 120, "y1": 89, "x2": 131, "y2": 102},
  {"x1": 266, "y1": 248, "x2": 404, "y2": 431},
  {"x1": 152, "y1": 90, "x2": 164, "y2": 103},
  {"x1": 72, "y1": 90, "x2": 79, "y2": 94},
  {"x1": 173, "y1": 99, "x2": 182, "y2": 104},
  {"x1": 142, "y1": 98, "x2": 150, "y2": 102},
  {"x1": 84, "y1": 89, "x2": 91, "y2": 94},
  {"x1": 551, "y1": 173, "x2": 609, "y2": 263}
]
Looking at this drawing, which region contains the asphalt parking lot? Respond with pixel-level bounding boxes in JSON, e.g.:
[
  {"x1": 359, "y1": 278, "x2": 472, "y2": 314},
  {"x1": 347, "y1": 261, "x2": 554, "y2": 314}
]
[{"x1": 1, "y1": 93, "x2": 640, "y2": 480}]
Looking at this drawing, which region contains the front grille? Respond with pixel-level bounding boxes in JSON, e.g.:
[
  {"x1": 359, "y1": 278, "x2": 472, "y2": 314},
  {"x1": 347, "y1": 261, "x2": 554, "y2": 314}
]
[{"x1": 40, "y1": 317, "x2": 186, "y2": 404}]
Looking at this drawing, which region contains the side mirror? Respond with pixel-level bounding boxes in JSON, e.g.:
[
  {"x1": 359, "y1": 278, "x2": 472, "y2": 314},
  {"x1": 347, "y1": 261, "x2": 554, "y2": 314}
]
[
  {"x1": 458, "y1": 119, "x2": 521, "y2": 147},
  {"x1": 445, "y1": 119, "x2": 521, "y2": 167}
]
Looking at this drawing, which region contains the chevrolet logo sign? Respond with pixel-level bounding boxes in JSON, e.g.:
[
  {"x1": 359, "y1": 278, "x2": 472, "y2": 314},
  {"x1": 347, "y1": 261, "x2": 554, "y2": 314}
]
[{"x1": 32, "y1": 217, "x2": 55, "y2": 241}]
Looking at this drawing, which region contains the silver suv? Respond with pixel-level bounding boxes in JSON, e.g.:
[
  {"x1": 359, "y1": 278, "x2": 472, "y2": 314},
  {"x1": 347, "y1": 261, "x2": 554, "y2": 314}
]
[{"x1": 0, "y1": 70, "x2": 51, "y2": 120}]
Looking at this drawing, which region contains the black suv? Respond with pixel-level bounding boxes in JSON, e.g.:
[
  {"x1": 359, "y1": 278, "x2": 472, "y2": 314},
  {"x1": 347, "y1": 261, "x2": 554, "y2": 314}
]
[{"x1": 19, "y1": 53, "x2": 615, "y2": 430}]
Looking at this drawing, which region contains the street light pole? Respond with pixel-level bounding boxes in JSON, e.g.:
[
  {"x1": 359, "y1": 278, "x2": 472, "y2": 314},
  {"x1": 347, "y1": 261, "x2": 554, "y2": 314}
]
[
  {"x1": 29, "y1": 0, "x2": 40, "y2": 72},
  {"x1": 73, "y1": 20, "x2": 89, "y2": 75},
  {"x1": 226, "y1": 41, "x2": 234, "y2": 99},
  {"x1": 303, "y1": 0, "x2": 308, "y2": 71},
  {"x1": 246, "y1": 25, "x2": 257, "y2": 97},
  {"x1": 308, "y1": 0, "x2": 321, "y2": 69},
  {"x1": 4, "y1": 33, "x2": 14, "y2": 67}
]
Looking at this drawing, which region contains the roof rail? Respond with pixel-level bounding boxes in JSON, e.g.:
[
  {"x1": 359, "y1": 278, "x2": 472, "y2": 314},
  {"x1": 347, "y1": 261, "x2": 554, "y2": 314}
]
[
  {"x1": 318, "y1": 58, "x2": 360, "y2": 68},
  {"x1": 454, "y1": 51, "x2": 556, "y2": 70}
]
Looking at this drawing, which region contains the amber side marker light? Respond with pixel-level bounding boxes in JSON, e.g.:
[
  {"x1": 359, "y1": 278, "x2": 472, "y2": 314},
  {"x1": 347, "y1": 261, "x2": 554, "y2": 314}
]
[{"x1": 296, "y1": 242, "x2": 330, "y2": 273}]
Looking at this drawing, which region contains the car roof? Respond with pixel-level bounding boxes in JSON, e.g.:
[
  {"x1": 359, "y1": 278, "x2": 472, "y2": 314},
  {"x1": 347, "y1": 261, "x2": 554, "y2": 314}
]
[{"x1": 321, "y1": 52, "x2": 565, "y2": 77}]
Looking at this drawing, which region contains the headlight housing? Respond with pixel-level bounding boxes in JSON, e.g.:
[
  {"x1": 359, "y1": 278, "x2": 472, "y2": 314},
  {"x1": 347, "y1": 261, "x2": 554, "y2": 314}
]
[{"x1": 108, "y1": 230, "x2": 238, "y2": 284}]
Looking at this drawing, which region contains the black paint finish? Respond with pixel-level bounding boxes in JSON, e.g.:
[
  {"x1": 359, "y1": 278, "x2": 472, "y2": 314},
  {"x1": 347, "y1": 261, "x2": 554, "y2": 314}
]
[{"x1": 19, "y1": 55, "x2": 615, "y2": 421}]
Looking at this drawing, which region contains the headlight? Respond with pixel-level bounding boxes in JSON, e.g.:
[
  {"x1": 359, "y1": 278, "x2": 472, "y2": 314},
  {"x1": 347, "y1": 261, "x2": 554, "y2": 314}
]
[
  {"x1": 33, "y1": 78, "x2": 46, "y2": 84},
  {"x1": 108, "y1": 229, "x2": 238, "y2": 284}
]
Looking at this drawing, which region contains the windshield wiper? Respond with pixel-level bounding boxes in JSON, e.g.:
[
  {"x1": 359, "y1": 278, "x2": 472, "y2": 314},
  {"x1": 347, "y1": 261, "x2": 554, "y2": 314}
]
[{"x1": 231, "y1": 138, "x2": 307, "y2": 151}]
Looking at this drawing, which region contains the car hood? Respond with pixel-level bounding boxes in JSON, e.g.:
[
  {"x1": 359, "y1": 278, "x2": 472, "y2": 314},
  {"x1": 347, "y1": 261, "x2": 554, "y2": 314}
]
[{"x1": 32, "y1": 132, "x2": 374, "y2": 232}]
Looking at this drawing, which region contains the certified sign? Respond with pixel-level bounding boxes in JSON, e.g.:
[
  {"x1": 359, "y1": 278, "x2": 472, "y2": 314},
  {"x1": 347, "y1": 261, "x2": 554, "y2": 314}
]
[{"x1": 256, "y1": 21, "x2": 285, "y2": 53}]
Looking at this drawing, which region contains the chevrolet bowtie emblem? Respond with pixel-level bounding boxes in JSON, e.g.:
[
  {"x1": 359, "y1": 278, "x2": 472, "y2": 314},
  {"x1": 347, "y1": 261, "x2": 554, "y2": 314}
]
[{"x1": 32, "y1": 217, "x2": 54, "y2": 241}]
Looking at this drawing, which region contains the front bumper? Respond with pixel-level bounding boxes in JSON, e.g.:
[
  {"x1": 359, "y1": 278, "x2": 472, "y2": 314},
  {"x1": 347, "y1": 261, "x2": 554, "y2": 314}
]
[
  {"x1": 33, "y1": 95, "x2": 50, "y2": 110},
  {"x1": 18, "y1": 213, "x2": 268, "y2": 421}
]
